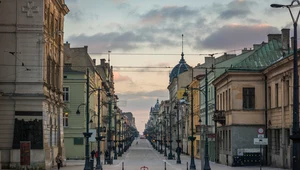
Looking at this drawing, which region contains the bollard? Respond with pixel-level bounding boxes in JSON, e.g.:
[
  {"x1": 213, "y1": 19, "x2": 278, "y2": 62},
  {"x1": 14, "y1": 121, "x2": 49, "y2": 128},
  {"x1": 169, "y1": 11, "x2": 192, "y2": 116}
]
[
  {"x1": 186, "y1": 162, "x2": 188, "y2": 170},
  {"x1": 164, "y1": 161, "x2": 166, "y2": 170},
  {"x1": 122, "y1": 161, "x2": 124, "y2": 170}
]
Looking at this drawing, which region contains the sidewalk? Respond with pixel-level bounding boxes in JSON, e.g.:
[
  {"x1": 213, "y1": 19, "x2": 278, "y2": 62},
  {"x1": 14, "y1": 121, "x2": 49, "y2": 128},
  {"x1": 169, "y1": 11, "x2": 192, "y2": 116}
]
[
  {"x1": 55, "y1": 139, "x2": 288, "y2": 170},
  {"x1": 59, "y1": 149, "x2": 288, "y2": 170}
]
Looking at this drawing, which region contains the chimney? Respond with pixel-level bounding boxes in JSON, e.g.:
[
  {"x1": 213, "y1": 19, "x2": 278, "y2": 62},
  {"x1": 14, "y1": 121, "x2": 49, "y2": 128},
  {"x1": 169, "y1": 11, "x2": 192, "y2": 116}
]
[
  {"x1": 253, "y1": 44, "x2": 261, "y2": 50},
  {"x1": 64, "y1": 41, "x2": 70, "y2": 48},
  {"x1": 291, "y1": 37, "x2": 295, "y2": 51},
  {"x1": 242, "y1": 47, "x2": 252, "y2": 54},
  {"x1": 93, "y1": 59, "x2": 96, "y2": 65},
  {"x1": 100, "y1": 59, "x2": 106, "y2": 66},
  {"x1": 268, "y1": 34, "x2": 281, "y2": 42},
  {"x1": 281, "y1": 28, "x2": 290, "y2": 52},
  {"x1": 204, "y1": 56, "x2": 215, "y2": 66}
]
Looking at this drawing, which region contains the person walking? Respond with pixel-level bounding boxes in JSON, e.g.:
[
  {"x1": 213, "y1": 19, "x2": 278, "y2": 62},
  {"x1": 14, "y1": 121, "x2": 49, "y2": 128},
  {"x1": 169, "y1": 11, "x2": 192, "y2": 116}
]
[
  {"x1": 55, "y1": 153, "x2": 63, "y2": 170},
  {"x1": 91, "y1": 149, "x2": 96, "y2": 168}
]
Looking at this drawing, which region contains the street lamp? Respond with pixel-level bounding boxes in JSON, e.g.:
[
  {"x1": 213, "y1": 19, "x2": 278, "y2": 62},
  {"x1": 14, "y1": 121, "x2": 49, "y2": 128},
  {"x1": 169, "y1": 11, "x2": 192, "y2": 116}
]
[
  {"x1": 174, "y1": 104, "x2": 181, "y2": 164},
  {"x1": 183, "y1": 90, "x2": 195, "y2": 170},
  {"x1": 167, "y1": 106, "x2": 174, "y2": 160},
  {"x1": 164, "y1": 114, "x2": 168, "y2": 157},
  {"x1": 82, "y1": 69, "x2": 92, "y2": 170},
  {"x1": 160, "y1": 121, "x2": 163, "y2": 154},
  {"x1": 120, "y1": 117, "x2": 125, "y2": 155},
  {"x1": 76, "y1": 73, "x2": 104, "y2": 170},
  {"x1": 118, "y1": 118, "x2": 122, "y2": 156},
  {"x1": 183, "y1": 68, "x2": 211, "y2": 170},
  {"x1": 271, "y1": 1, "x2": 300, "y2": 169},
  {"x1": 113, "y1": 106, "x2": 118, "y2": 160},
  {"x1": 95, "y1": 88, "x2": 104, "y2": 170},
  {"x1": 107, "y1": 91, "x2": 113, "y2": 164}
]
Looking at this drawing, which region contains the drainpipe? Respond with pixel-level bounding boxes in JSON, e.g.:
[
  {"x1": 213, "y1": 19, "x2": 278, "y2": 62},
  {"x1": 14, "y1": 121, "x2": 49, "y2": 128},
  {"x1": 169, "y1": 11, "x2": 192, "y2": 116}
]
[
  {"x1": 264, "y1": 74, "x2": 268, "y2": 165},
  {"x1": 281, "y1": 77, "x2": 286, "y2": 167}
]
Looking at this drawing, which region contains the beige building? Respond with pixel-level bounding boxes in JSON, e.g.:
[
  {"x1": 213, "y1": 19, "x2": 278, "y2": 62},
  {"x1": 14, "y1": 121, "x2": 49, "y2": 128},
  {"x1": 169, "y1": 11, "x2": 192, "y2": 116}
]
[
  {"x1": 213, "y1": 30, "x2": 293, "y2": 168},
  {"x1": 263, "y1": 49, "x2": 294, "y2": 169},
  {"x1": 0, "y1": 0, "x2": 69, "y2": 169}
]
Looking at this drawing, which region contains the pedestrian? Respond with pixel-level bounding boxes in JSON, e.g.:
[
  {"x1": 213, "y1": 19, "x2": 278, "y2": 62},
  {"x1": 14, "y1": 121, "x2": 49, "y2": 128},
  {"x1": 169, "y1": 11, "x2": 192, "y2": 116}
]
[
  {"x1": 91, "y1": 149, "x2": 95, "y2": 159},
  {"x1": 55, "y1": 153, "x2": 62, "y2": 170},
  {"x1": 95, "y1": 150, "x2": 99, "y2": 159}
]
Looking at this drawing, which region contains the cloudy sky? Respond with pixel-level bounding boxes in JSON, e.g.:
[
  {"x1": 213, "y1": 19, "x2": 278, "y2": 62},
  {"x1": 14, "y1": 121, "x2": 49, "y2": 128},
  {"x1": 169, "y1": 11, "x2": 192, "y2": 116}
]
[{"x1": 64, "y1": 0, "x2": 295, "y2": 133}]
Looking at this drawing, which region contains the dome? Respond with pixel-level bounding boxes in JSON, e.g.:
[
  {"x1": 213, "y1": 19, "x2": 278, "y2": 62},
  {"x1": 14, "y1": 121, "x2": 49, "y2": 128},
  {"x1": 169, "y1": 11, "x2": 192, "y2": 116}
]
[{"x1": 169, "y1": 53, "x2": 190, "y2": 82}]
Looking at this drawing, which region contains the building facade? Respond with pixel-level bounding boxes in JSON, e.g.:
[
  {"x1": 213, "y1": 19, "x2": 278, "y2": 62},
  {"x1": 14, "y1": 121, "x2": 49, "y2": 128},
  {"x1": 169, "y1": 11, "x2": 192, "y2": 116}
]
[
  {"x1": 63, "y1": 43, "x2": 102, "y2": 159},
  {"x1": 212, "y1": 31, "x2": 291, "y2": 167},
  {"x1": 0, "y1": 0, "x2": 69, "y2": 169}
]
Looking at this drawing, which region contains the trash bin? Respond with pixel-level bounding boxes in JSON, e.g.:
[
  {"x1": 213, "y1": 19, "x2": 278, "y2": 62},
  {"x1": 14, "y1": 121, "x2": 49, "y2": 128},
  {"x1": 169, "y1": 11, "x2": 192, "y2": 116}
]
[{"x1": 89, "y1": 159, "x2": 94, "y2": 170}]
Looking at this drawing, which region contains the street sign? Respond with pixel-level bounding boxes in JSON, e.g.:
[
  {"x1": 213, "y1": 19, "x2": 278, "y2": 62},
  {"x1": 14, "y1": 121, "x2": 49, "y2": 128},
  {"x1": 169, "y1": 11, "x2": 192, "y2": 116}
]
[
  {"x1": 258, "y1": 134, "x2": 264, "y2": 138},
  {"x1": 257, "y1": 128, "x2": 264, "y2": 134},
  {"x1": 254, "y1": 138, "x2": 268, "y2": 145}
]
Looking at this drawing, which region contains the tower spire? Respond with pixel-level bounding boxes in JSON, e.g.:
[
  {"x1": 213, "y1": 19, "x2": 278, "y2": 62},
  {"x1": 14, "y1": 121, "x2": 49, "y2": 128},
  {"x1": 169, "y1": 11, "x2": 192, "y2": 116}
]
[{"x1": 181, "y1": 34, "x2": 184, "y2": 60}]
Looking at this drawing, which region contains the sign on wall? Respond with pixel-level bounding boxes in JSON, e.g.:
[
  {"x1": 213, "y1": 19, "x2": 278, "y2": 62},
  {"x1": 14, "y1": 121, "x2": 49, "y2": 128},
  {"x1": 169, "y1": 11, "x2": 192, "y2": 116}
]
[{"x1": 20, "y1": 141, "x2": 31, "y2": 166}]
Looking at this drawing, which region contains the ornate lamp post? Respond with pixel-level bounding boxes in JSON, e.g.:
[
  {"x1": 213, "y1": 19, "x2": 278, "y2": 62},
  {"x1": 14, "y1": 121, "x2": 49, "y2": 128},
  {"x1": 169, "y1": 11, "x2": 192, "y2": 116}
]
[
  {"x1": 183, "y1": 90, "x2": 195, "y2": 170},
  {"x1": 113, "y1": 106, "x2": 118, "y2": 160},
  {"x1": 95, "y1": 88, "x2": 103, "y2": 170},
  {"x1": 270, "y1": 2, "x2": 300, "y2": 169},
  {"x1": 107, "y1": 91, "x2": 113, "y2": 164},
  {"x1": 164, "y1": 115, "x2": 168, "y2": 157},
  {"x1": 159, "y1": 121, "x2": 163, "y2": 154},
  {"x1": 167, "y1": 106, "x2": 173, "y2": 160},
  {"x1": 118, "y1": 118, "x2": 122, "y2": 156},
  {"x1": 124, "y1": 122, "x2": 128, "y2": 152},
  {"x1": 174, "y1": 103, "x2": 181, "y2": 164},
  {"x1": 121, "y1": 118, "x2": 125, "y2": 154},
  {"x1": 75, "y1": 69, "x2": 93, "y2": 170},
  {"x1": 203, "y1": 68, "x2": 211, "y2": 170}
]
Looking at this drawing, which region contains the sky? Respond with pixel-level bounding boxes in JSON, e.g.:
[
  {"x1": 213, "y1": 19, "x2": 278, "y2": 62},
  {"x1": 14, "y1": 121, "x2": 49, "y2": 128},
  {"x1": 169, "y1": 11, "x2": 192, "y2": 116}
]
[{"x1": 64, "y1": 0, "x2": 295, "y2": 134}]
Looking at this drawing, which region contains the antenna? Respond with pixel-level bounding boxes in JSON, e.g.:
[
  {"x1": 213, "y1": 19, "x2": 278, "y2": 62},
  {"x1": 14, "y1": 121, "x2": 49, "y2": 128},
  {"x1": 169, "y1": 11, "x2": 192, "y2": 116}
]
[{"x1": 108, "y1": 50, "x2": 111, "y2": 66}]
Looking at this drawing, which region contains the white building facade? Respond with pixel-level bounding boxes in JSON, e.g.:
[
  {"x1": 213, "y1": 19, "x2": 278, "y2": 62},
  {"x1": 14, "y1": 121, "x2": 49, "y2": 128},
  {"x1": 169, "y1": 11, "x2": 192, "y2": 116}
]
[{"x1": 0, "y1": 0, "x2": 69, "y2": 169}]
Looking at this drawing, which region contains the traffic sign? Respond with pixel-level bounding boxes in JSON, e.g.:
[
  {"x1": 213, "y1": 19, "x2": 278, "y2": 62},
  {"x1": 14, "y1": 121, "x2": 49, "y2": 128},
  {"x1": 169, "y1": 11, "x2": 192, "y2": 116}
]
[
  {"x1": 257, "y1": 128, "x2": 264, "y2": 134},
  {"x1": 258, "y1": 134, "x2": 264, "y2": 138},
  {"x1": 254, "y1": 138, "x2": 268, "y2": 145}
]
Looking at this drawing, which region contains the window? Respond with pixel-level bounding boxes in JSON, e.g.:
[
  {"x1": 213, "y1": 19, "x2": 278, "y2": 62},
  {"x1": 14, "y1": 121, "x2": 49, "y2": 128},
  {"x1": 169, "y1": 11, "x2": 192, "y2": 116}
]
[
  {"x1": 63, "y1": 112, "x2": 68, "y2": 127},
  {"x1": 229, "y1": 89, "x2": 231, "y2": 110},
  {"x1": 63, "y1": 87, "x2": 69, "y2": 102},
  {"x1": 286, "y1": 129, "x2": 290, "y2": 146},
  {"x1": 229, "y1": 130, "x2": 231, "y2": 151},
  {"x1": 225, "y1": 130, "x2": 227, "y2": 150},
  {"x1": 285, "y1": 80, "x2": 289, "y2": 106},
  {"x1": 226, "y1": 90, "x2": 228, "y2": 111},
  {"x1": 74, "y1": 138, "x2": 84, "y2": 145},
  {"x1": 268, "y1": 86, "x2": 271, "y2": 109},
  {"x1": 275, "y1": 83, "x2": 279, "y2": 107},
  {"x1": 243, "y1": 88, "x2": 255, "y2": 109},
  {"x1": 47, "y1": 58, "x2": 50, "y2": 84},
  {"x1": 274, "y1": 129, "x2": 280, "y2": 154}
]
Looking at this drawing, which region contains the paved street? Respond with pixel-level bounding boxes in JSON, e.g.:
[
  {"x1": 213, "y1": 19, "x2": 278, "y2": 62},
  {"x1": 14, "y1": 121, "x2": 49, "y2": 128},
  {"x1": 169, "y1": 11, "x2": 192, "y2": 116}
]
[{"x1": 55, "y1": 139, "x2": 288, "y2": 170}]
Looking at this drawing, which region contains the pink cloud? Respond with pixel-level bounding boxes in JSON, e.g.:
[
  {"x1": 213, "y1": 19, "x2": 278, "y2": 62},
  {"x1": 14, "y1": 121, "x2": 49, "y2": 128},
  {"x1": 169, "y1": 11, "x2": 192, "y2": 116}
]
[{"x1": 114, "y1": 72, "x2": 132, "y2": 82}]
